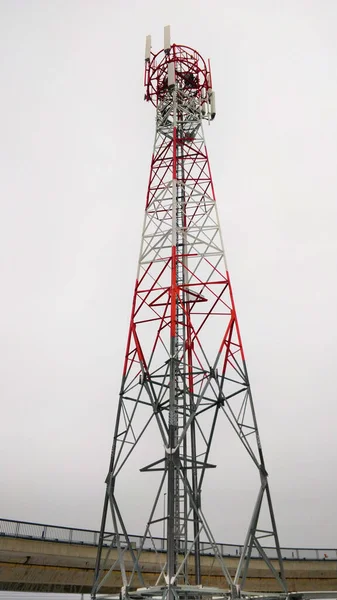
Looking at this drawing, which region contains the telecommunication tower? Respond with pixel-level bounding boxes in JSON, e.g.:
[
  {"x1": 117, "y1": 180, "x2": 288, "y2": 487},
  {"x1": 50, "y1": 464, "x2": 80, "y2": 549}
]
[{"x1": 92, "y1": 27, "x2": 287, "y2": 600}]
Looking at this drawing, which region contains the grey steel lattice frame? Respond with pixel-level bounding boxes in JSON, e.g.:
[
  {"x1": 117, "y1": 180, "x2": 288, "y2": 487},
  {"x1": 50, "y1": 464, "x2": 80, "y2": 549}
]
[{"x1": 92, "y1": 29, "x2": 289, "y2": 600}]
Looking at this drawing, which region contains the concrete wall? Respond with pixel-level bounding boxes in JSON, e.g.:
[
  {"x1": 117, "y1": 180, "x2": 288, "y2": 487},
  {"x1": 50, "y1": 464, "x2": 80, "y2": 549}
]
[{"x1": 1, "y1": 536, "x2": 337, "y2": 594}]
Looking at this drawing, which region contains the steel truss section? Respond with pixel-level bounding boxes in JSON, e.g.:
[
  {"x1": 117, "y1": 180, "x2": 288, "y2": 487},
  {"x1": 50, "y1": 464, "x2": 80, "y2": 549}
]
[{"x1": 92, "y1": 31, "x2": 288, "y2": 600}]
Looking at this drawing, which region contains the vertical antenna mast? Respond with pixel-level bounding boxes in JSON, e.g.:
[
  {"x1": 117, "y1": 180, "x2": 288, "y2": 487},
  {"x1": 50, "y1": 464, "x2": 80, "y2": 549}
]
[{"x1": 92, "y1": 27, "x2": 287, "y2": 600}]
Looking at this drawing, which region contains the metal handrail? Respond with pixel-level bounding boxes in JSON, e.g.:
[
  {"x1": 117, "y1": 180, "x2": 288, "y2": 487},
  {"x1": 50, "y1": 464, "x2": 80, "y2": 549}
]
[{"x1": 0, "y1": 517, "x2": 336, "y2": 560}]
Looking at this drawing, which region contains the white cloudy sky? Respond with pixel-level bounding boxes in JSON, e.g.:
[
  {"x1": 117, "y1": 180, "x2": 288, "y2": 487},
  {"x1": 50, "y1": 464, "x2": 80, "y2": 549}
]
[{"x1": 1, "y1": 0, "x2": 337, "y2": 550}]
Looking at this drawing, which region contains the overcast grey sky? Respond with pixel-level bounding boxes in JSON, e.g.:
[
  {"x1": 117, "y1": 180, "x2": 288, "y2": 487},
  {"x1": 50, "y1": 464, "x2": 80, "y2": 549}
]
[{"x1": 1, "y1": 0, "x2": 337, "y2": 549}]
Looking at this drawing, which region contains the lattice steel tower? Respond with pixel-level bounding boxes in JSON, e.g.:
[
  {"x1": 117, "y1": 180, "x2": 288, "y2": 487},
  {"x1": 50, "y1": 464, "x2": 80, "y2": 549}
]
[{"x1": 92, "y1": 27, "x2": 287, "y2": 600}]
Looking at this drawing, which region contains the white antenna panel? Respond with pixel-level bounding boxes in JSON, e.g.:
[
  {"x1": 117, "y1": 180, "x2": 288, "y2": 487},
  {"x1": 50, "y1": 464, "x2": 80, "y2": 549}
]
[
  {"x1": 210, "y1": 91, "x2": 216, "y2": 120},
  {"x1": 167, "y1": 62, "x2": 175, "y2": 88},
  {"x1": 145, "y1": 35, "x2": 151, "y2": 61},
  {"x1": 164, "y1": 25, "x2": 171, "y2": 52}
]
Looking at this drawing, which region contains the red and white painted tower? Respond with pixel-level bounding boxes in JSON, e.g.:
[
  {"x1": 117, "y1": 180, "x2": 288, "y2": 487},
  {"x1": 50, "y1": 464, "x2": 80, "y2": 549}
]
[{"x1": 92, "y1": 27, "x2": 287, "y2": 600}]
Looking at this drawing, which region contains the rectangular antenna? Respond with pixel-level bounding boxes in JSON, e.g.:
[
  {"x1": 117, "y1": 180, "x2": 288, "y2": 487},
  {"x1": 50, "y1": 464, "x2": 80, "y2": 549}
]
[
  {"x1": 168, "y1": 62, "x2": 175, "y2": 88},
  {"x1": 145, "y1": 35, "x2": 151, "y2": 61},
  {"x1": 210, "y1": 91, "x2": 216, "y2": 120},
  {"x1": 164, "y1": 25, "x2": 171, "y2": 52}
]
